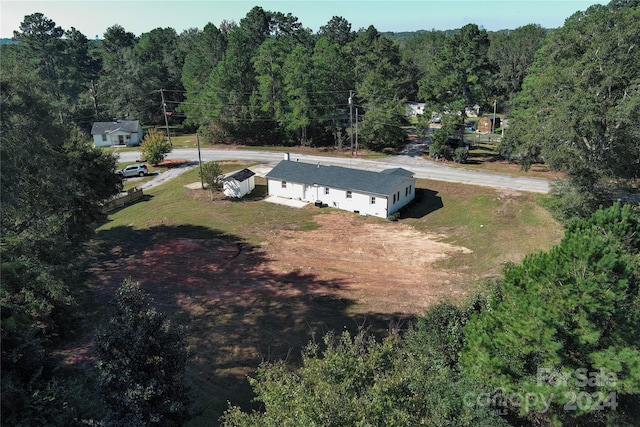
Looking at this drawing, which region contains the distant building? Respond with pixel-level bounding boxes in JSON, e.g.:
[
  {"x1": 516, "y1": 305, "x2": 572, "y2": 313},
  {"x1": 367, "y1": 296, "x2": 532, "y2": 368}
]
[
  {"x1": 91, "y1": 119, "x2": 143, "y2": 147},
  {"x1": 406, "y1": 102, "x2": 426, "y2": 117},
  {"x1": 477, "y1": 116, "x2": 501, "y2": 133}
]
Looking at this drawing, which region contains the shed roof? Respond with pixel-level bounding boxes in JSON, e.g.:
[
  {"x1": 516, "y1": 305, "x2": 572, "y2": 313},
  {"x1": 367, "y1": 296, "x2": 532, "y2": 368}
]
[
  {"x1": 91, "y1": 120, "x2": 141, "y2": 135},
  {"x1": 225, "y1": 168, "x2": 255, "y2": 182},
  {"x1": 265, "y1": 160, "x2": 414, "y2": 196}
]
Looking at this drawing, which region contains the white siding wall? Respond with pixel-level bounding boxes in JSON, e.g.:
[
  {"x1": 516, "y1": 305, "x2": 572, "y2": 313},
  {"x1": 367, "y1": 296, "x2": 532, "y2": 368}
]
[
  {"x1": 267, "y1": 177, "x2": 416, "y2": 219},
  {"x1": 93, "y1": 129, "x2": 141, "y2": 148},
  {"x1": 224, "y1": 177, "x2": 255, "y2": 198},
  {"x1": 93, "y1": 135, "x2": 110, "y2": 147},
  {"x1": 323, "y1": 188, "x2": 387, "y2": 217},
  {"x1": 268, "y1": 179, "x2": 305, "y2": 200},
  {"x1": 387, "y1": 179, "x2": 415, "y2": 215}
]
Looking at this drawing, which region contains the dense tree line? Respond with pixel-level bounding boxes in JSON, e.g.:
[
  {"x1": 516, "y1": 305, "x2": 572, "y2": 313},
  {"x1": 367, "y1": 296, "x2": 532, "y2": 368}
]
[
  {"x1": 4, "y1": 7, "x2": 548, "y2": 151},
  {"x1": 500, "y1": 2, "x2": 640, "y2": 219},
  {"x1": 1, "y1": 40, "x2": 123, "y2": 424}
]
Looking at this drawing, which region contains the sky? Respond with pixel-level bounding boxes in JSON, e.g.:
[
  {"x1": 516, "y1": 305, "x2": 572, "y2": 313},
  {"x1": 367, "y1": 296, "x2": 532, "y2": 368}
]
[{"x1": 1, "y1": 0, "x2": 609, "y2": 39}]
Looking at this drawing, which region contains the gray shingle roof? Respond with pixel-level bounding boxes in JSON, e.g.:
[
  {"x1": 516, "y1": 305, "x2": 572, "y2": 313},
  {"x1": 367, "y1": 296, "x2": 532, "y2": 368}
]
[
  {"x1": 225, "y1": 168, "x2": 255, "y2": 182},
  {"x1": 265, "y1": 160, "x2": 414, "y2": 196},
  {"x1": 91, "y1": 120, "x2": 141, "y2": 135}
]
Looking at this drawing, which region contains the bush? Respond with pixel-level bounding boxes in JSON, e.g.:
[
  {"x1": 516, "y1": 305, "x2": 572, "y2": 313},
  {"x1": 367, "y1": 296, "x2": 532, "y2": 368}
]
[
  {"x1": 199, "y1": 161, "x2": 224, "y2": 201},
  {"x1": 94, "y1": 279, "x2": 196, "y2": 426},
  {"x1": 141, "y1": 129, "x2": 172, "y2": 165},
  {"x1": 429, "y1": 141, "x2": 453, "y2": 160},
  {"x1": 454, "y1": 147, "x2": 469, "y2": 163}
]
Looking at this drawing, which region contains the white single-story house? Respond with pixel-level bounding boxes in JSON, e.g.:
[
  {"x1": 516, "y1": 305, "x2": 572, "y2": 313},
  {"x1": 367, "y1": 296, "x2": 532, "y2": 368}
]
[
  {"x1": 223, "y1": 168, "x2": 256, "y2": 198},
  {"x1": 265, "y1": 160, "x2": 416, "y2": 218},
  {"x1": 91, "y1": 119, "x2": 143, "y2": 147},
  {"x1": 406, "y1": 102, "x2": 426, "y2": 117}
]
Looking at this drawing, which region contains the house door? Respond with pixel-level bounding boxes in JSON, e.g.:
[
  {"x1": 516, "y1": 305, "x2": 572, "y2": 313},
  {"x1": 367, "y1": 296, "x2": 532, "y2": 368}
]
[
  {"x1": 304, "y1": 185, "x2": 318, "y2": 202},
  {"x1": 118, "y1": 135, "x2": 125, "y2": 144}
]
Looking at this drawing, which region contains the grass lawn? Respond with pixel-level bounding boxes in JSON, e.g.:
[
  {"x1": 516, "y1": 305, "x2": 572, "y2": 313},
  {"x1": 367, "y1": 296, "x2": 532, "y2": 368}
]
[
  {"x1": 406, "y1": 180, "x2": 562, "y2": 277},
  {"x1": 89, "y1": 160, "x2": 563, "y2": 426}
]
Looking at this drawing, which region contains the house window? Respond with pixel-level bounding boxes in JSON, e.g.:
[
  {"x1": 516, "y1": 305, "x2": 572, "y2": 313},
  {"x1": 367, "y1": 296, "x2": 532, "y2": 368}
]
[
  {"x1": 346, "y1": 191, "x2": 352, "y2": 199},
  {"x1": 370, "y1": 196, "x2": 376, "y2": 204},
  {"x1": 281, "y1": 181, "x2": 287, "y2": 188},
  {"x1": 405, "y1": 187, "x2": 408, "y2": 197},
  {"x1": 325, "y1": 187, "x2": 330, "y2": 195},
  {"x1": 101, "y1": 134, "x2": 107, "y2": 141},
  {"x1": 393, "y1": 194, "x2": 396, "y2": 203}
]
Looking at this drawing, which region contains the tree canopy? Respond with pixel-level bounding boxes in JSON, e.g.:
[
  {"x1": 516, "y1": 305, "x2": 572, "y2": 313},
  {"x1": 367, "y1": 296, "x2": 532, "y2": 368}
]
[
  {"x1": 500, "y1": 3, "x2": 640, "y2": 217},
  {"x1": 94, "y1": 279, "x2": 196, "y2": 426},
  {"x1": 1, "y1": 40, "x2": 122, "y2": 425}
]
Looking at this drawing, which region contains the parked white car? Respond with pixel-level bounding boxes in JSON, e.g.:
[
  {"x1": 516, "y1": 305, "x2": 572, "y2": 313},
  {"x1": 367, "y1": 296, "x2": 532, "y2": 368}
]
[{"x1": 116, "y1": 163, "x2": 149, "y2": 178}]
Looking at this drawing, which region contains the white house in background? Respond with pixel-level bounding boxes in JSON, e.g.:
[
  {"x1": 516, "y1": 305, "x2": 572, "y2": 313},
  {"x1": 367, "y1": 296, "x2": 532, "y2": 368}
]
[
  {"x1": 91, "y1": 119, "x2": 143, "y2": 147},
  {"x1": 406, "y1": 102, "x2": 426, "y2": 117},
  {"x1": 265, "y1": 159, "x2": 416, "y2": 218},
  {"x1": 223, "y1": 168, "x2": 256, "y2": 198}
]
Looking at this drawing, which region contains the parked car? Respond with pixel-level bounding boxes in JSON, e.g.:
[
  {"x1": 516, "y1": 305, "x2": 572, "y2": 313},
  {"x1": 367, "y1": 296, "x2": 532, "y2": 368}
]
[{"x1": 116, "y1": 163, "x2": 149, "y2": 178}]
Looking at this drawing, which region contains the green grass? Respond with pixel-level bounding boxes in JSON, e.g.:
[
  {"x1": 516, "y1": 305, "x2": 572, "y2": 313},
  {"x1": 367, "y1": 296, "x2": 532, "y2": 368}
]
[
  {"x1": 405, "y1": 180, "x2": 563, "y2": 276},
  {"x1": 100, "y1": 165, "x2": 320, "y2": 246}
]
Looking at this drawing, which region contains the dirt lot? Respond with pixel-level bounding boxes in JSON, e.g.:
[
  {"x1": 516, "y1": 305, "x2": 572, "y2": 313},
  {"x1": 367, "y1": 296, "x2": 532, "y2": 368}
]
[
  {"x1": 261, "y1": 211, "x2": 472, "y2": 314},
  {"x1": 76, "y1": 207, "x2": 472, "y2": 380},
  {"x1": 90, "y1": 209, "x2": 472, "y2": 319}
]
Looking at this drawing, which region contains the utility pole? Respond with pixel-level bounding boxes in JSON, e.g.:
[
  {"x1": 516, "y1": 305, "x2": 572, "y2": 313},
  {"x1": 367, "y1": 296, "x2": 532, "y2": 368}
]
[
  {"x1": 349, "y1": 90, "x2": 355, "y2": 156},
  {"x1": 160, "y1": 88, "x2": 172, "y2": 147},
  {"x1": 355, "y1": 107, "x2": 358, "y2": 156},
  {"x1": 491, "y1": 98, "x2": 497, "y2": 134},
  {"x1": 196, "y1": 133, "x2": 204, "y2": 189}
]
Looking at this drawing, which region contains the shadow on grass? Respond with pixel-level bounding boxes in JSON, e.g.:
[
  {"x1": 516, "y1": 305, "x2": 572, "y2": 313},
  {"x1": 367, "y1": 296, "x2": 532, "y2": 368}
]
[
  {"x1": 225, "y1": 184, "x2": 268, "y2": 202},
  {"x1": 465, "y1": 154, "x2": 503, "y2": 165},
  {"x1": 89, "y1": 224, "x2": 411, "y2": 426},
  {"x1": 400, "y1": 188, "x2": 444, "y2": 219},
  {"x1": 101, "y1": 194, "x2": 155, "y2": 216}
]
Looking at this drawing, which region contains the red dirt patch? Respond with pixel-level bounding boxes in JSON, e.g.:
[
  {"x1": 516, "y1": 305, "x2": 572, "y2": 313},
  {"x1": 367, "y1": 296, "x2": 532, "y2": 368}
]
[{"x1": 90, "y1": 211, "x2": 472, "y2": 316}]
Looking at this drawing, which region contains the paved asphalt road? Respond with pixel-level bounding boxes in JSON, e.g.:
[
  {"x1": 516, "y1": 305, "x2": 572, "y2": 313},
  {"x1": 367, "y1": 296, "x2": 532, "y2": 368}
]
[{"x1": 117, "y1": 148, "x2": 550, "y2": 193}]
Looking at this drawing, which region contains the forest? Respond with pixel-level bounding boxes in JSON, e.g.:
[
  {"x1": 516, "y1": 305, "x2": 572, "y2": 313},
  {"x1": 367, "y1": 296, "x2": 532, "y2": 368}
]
[{"x1": 1, "y1": 0, "x2": 639, "y2": 426}]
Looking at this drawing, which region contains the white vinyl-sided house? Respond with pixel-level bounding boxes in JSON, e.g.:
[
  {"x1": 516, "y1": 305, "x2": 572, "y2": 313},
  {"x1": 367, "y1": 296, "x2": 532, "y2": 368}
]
[
  {"x1": 265, "y1": 160, "x2": 416, "y2": 218},
  {"x1": 223, "y1": 168, "x2": 256, "y2": 198},
  {"x1": 91, "y1": 119, "x2": 143, "y2": 147}
]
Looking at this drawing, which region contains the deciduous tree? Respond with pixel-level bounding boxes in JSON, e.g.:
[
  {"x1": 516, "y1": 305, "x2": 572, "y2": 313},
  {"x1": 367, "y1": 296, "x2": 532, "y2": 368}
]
[
  {"x1": 500, "y1": 4, "x2": 640, "y2": 219},
  {"x1": 199, "y1": 161, "x2": 225, "y2": 200},
  {"x1": 94, "y1": 279, "x2": 195, "y2": 426},
  {"x1": 487, "y1": 24, "x2": 547, "y2": 106},
  {"x1": 141, "y1": 128, "x2": 172, "y2": 165}
]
